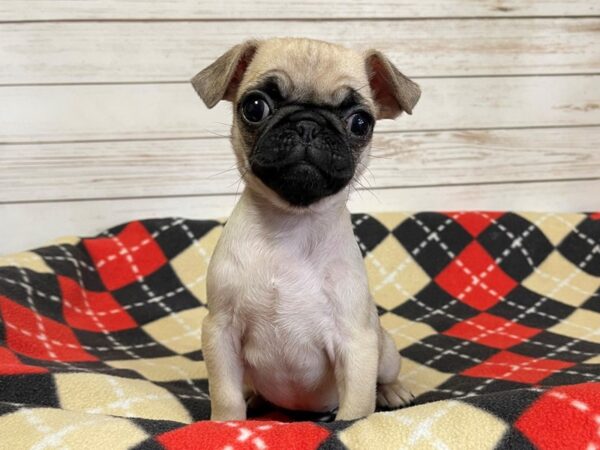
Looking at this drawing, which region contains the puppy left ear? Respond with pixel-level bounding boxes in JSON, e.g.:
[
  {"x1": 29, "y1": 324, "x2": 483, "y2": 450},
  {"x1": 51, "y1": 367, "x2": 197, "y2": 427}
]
[
  {"x1": 191, "y1": 40, "x2": 260, "y2": 108},
  {"x1": 364, "y1": 50, "x2": 421, "y2": 119}
]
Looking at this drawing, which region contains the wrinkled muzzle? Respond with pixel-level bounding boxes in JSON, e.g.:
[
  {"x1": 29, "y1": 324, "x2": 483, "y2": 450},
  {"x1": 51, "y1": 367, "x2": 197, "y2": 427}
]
[{"x1": 250, "y1": 109, "x2": 355, "y2": 206}]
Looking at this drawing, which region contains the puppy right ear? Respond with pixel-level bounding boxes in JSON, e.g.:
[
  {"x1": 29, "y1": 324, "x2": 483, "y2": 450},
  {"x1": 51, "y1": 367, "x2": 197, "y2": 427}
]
[
  {"x1": 364, "y1": 49, "x2": 421, "y2": 119},
  {"x1": 191, "y1": 40, "x2": 260, "y2": 108}
]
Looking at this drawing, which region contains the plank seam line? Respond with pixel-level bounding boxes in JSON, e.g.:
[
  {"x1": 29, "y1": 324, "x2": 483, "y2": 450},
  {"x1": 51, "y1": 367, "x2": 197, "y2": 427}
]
[
  {"x1": 2, "y1": 73, "x2": 600, "y2": 88},
  {"x1": 2, "y1": 124, "x2": 600, "y2": 146},
  {"x1": 1, "y1": 16, "x2": 600, "y2": 24},
  {"x1": 1, "y1": 177, "x2": 598, "y2": 206}
]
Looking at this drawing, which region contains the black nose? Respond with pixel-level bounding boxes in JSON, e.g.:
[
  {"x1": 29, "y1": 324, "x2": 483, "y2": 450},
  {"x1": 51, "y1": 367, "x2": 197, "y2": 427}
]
[{"x1": 296, "y1": 120, "x2": 320, "y2": 143}]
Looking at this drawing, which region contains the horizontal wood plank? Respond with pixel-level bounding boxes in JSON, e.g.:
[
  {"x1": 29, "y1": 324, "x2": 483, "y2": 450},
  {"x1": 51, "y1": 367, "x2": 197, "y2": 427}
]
[
  {"x1": 1, "y1": 179, "x2": 598, "y2": 255},
  {"x1": 1, "y1": 127, "x2": 599, "y2": 202},
  {"x1": 1, "y1": 0, "x2": 598, "y2": 21},
  {"x1": 1, "y1": 76, "x2": 599, "y2": 143},
  {"x1": 2, "y1": 19, "x2": 600, "y2": 84}
]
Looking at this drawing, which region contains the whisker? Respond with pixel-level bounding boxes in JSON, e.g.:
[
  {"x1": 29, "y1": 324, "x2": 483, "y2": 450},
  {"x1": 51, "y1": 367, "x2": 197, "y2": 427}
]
[
  {"x1": 367, "y1": 153, "x2": 395, "y2": 160},
  {"x1": 207, "y1": 163, "x2": 241, "y2": 179},
  {"x1": 200, "y1": 128, "x2": 232, "y2": 139},
  {"x1": 234, "y1": 166, "x2": 250, "y2": 201}
]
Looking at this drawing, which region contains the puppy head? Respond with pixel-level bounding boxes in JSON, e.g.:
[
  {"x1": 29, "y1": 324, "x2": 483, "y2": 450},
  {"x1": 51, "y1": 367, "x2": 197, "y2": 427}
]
[{"x1": 192, "y1": 38, "x2": 420, "y2": 209}]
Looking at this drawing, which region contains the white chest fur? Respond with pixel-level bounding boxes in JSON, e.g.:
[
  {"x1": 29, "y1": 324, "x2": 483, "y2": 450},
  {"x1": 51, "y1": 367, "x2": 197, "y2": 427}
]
[{"x1": 205, "y1": 188, "x2": 372, "y2": 411}]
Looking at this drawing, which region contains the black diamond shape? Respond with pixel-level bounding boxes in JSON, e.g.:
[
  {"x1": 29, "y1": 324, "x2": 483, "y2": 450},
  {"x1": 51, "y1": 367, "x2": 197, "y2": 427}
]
[
  {"x1": 393, "y1": 282, "x2": 479, "y2": 332},
  {"x1": 498, "y1": 429, "x2": 537, "y2": 450},
  {"x1": 112, "y1": 264, "x2": 202, "y2": 325},
  {"x1": 413, "y1": 388, "x2": 455, "y2": 404},
  {"x1": 35, "y1": 244, "x2": 105, "y2": 292},
  {"x1": 488, "y1": 286, "x2": 575, "y2": 329},
  {"x1": 143, "y1": 218, "x2": 222, "y2": 260},
  {"x1": 450, "y1": 375, "x2": 528, "y2": 395},
  {"x1": 540, "y1": 363, "x2": 600, "y2": 386},
  {"x1": 156, "y1": 379, "x2": 211, "y2": 421},
  {"x1": 478, "y1": 213, "x2": 554, "y2": 282},
  {"x1": 376, "y1": 304, "x2": 388, "y2": 316},
  {"x1": 17, "y1": 354, "x2": 139, "y2": 379},
  {"x1": 393, "y1": 213, "x2": 472, "y2": 278},
  {"x1": 460, "y1": 383, "x2": 541, "y2": 423},
  {"x1": 0, "y1": 268, "x2": 65, "y2": 324},
  {"x1": 0, "y1": 401, "x2": 20, "y2": 416},
  {"x1": 129, "y1": 417, "x2": 184, "y2": 441},
  {"x1": 351, "y1": 214, "x2": 390, "y2": 256},
  {"x1": 183, "y1": 350, "x2": 203, "y2": 361},
  {"x1": 401, "y1": 334, "x2": 497, "y2": 373},
  {"x1": 0, "y1": 373, "x2": 59, "y2": 407},
  {"x1": 509, "y1": 330, "x2": 600, "y2": 363},
  {"x1": 558, "y1": 217, "x2": 600, "y2": 276},
  {"x1": 581, "y1": 289, "x2": 600, "y2": 312},
  {"x1": 73, "y1": 327, "x2": 176, "y2": 360}
]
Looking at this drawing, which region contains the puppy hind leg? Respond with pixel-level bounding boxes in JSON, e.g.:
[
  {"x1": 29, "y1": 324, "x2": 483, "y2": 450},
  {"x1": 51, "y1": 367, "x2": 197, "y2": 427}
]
[{"x1": 376, "y1": 329, "x2": 414, "y2": 408}]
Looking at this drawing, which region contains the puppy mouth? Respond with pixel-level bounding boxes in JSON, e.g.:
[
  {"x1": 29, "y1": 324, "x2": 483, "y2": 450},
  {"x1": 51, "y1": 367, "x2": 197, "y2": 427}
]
[{"x1": 250, "y1": 159, "x2": 334, "y2": 207}]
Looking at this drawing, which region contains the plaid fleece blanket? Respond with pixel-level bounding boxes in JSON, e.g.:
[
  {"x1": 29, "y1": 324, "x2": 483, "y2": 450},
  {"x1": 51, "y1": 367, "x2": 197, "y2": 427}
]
[{"x1": 0, "y1": 212, "x2": 598, "y2": 449}]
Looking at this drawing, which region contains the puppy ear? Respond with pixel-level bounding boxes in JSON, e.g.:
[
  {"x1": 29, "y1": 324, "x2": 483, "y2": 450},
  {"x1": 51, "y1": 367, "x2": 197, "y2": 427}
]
[
  {"x1": 191, "y1": 40, "x2": 260, "y2": 108},
  {"x1": 364, "y1": 50, "x2": 421, "y2": 119}
]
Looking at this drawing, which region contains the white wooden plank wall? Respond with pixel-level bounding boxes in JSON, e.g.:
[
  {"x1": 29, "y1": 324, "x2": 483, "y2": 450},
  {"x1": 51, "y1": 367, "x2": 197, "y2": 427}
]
[{"x1": 0, "y1": 1, "x2": 599, "y2": 255}]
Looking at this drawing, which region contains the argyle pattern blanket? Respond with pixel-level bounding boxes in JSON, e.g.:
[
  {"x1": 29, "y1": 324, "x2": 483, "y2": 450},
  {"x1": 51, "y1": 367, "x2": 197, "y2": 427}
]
[{"x1": 0, "y1": 212, "x2": 598, "y2": 449}]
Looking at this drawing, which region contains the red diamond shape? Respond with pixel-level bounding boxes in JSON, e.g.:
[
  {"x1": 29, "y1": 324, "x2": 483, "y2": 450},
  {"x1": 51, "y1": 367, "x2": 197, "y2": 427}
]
[
  {"x1": 448, "y1": 212, "x2": 503, "y2": 237},
  {"x1": 157, "y1": 420, "x2": 330, "y2": 450},
  {"x1": 0, "y1": 295, "x2": 97, "y2": 362},
  {"x1": 435, "y1": 241, "x2": 517, "y2": 310},
  {"x1": 84, "y1": 221, "x2": 167, "y2": 291},
  {"x1": 58, "y1": 276, "x2": 137, "y2": 332},
  {"x1": 591, "y1": 213, "x2": 600, "y2": 220},
  {"x1": 0, "y1": 346, "x2": 47, "y2": 374},
  {"x1": 516, "y1": 383, "x2": 600, "y2": 450},
  {"x1": 444, "y1": 313, "x2": 541, "y2": 349},
  {"x1": 463, "y1": 350, "x2": 574, "y2": 384}
]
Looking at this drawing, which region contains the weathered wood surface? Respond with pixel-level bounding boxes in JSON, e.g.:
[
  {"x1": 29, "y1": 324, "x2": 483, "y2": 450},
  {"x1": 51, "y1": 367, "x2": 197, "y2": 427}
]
[
  {"x1": 2, "y1": 76, "x2": 599, "y2": 144},
  {"x1": 1, "y1": 0, "x2": 598, "y2": 21},
  {"x1": 1, "y1": 1, "x2": 598, "y2": 255},
  {"x1": 1, "y1": 127, "x2": 598, "y2": 202},
  {"x1": 2, "y1": 19, "x2": 599, "y2": 84}
]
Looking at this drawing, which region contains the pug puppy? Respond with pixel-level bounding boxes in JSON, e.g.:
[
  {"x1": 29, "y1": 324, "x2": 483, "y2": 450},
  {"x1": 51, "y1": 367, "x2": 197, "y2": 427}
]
[{"x1": 192, "y1": 38, "x2": 420, "y2": 421}]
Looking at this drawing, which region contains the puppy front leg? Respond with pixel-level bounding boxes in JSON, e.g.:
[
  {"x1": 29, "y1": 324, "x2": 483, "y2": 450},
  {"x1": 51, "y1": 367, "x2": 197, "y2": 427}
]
[
  {"x1": 334, "y1": 330, "x2": 379, "y2": 421},
  {"x1": 202, "y1": 315, "x2": 246, "y2": 421}
]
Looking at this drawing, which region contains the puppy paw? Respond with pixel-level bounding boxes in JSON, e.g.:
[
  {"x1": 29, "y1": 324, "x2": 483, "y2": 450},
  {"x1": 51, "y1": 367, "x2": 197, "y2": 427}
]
[{"x1": 377, "y1": 380, "x2": 414, "y2": 409}]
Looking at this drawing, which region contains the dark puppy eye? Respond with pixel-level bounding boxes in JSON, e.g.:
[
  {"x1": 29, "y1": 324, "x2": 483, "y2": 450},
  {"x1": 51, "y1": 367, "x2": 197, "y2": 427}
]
[
  {"x1": 241, "y1": 94, "x2": 271, "y2": 123},
  {"x1": 347, "y1": 111, "x2": 373, "y2": 136}
]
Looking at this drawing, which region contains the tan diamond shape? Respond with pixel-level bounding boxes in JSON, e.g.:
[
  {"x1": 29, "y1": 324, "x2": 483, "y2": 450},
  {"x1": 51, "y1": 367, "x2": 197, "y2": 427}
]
[
  {"x1": 0, "y1": 251, "x2": 52, "y2": 273},
  {"x1": 549, "y1": 309, "x2": 600, "y2": 343},
  {"x1": 170, "y1": 226, "x2": 222, "y2": 302},
  {"x1": 519, "y1": 212, "x2": 586, "y2": 246},
  {"x1": 55, "y1": 373, "x2": 192, "y2": 423},
  {"x1": 366, "y1": 235, "x2": 430, "y2": 310},
  {"x1": 339, "y1": 400, "x2": 507, "y2": 450},
  {"x1": 522, "y1": 251, "x2": 600, "y2": 306},
  {"x1": 585, "y1": 354, "x2": 600, "y2": 364},
  {"x1": 399, "y1": 357, "x2": 453, "y2": 396},
  {"x1": 0, "y1": 408, "x2": 147, "y2": 449},
  {"x1": 380, "y1": 312, "x2": 436, "y2": 351},
  {"x1": 142, "y1": 306, "x2": 206, "y2": 354},
  {"x1": 372, "y1": 212, "x2": 411, "y2": 232}
]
